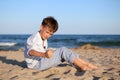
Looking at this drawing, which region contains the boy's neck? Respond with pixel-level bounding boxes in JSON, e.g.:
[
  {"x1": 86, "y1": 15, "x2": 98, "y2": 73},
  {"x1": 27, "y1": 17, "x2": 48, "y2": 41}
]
[{"x1": 38, "y1": 31, "x2": 45, "y2": 41}]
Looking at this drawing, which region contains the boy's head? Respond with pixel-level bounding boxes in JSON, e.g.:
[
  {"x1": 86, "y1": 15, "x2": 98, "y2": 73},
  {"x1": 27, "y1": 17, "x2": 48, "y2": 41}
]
[
  {"x1": 41, "y1": 16, "x2": 58, "y2": 33},
  {"x1": 40, "y1": 16, "x2": 58, "y2": 40}
]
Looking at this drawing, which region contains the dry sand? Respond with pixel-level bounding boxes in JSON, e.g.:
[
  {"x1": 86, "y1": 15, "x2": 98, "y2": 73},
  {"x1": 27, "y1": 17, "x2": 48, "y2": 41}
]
[{"x1": 0, "y1": 44, "x2": 120, "y2": 80}]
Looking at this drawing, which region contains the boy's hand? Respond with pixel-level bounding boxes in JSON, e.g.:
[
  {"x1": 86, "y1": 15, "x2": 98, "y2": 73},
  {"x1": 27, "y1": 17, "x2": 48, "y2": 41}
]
[{"x1": 45, "y1": 49, "x2": 54, "y2": 58}]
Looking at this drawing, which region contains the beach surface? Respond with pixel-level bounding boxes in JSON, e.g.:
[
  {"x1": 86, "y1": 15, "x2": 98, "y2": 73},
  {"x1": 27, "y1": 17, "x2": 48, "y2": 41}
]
[{"x1": 0, "y1": 44, "x2": 120, "y2": 80}]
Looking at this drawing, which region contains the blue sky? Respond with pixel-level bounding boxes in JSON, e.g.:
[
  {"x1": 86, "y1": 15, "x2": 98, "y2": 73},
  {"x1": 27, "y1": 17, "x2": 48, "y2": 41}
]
[{"x1": 0, "y1": 0, "x2": 120, "y2": 34}]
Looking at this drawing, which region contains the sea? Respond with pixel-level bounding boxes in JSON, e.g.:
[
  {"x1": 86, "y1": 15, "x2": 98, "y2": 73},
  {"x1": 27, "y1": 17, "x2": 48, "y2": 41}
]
[{"x1": 0, "y1": 34, "x2": 120, "y2": 51}]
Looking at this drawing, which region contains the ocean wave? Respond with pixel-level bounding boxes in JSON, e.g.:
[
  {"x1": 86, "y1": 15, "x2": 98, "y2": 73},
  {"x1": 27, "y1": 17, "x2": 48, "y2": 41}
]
[{"x1": 0, "y1": 42, "x2": 17, "y2": 46}]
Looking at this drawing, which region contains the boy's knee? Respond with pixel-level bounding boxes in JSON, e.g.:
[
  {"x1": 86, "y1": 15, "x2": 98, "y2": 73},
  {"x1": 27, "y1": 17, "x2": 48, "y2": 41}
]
[{"x1": 60, "y1": 47, "x2": 68, "y2": 50}]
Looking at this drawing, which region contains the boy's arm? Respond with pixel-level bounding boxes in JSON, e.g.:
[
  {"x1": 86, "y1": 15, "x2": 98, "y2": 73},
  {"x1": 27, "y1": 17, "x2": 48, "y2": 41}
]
[
  {"x1": 29, "y1": 50, "x2": 46, "y2": 57},
  {"x1": 29, "y1": 49, "x2": 53, "y2": 58}
]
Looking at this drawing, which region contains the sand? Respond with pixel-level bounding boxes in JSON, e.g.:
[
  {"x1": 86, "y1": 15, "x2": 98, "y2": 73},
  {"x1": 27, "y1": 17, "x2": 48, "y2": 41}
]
[{"x1": 0, "y1": 44, "x2": 120, "y2": 80}]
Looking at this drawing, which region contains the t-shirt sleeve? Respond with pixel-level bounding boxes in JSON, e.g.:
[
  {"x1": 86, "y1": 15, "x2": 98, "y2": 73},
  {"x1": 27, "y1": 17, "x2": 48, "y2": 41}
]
[{"x1": 26, "y1": 37, "x2": 42, "y2": 56}]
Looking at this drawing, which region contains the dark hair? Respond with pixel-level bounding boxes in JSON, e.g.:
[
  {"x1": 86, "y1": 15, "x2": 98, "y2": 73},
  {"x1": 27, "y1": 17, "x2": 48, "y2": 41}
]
[{"x1": 42, "y1": 16, "x2": 58, "y2": 33}]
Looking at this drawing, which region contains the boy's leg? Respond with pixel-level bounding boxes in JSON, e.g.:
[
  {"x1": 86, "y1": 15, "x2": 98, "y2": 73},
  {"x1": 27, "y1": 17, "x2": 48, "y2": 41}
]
[
  {"x1": 34, "y1": 47, "x2": 79, "y2": 70},
  {"x1": 34, "y1": 47, "x2": 97, "y2": 70},
  {"x1": 58, "y1": 47, "x2": 97, "y2": 70}
]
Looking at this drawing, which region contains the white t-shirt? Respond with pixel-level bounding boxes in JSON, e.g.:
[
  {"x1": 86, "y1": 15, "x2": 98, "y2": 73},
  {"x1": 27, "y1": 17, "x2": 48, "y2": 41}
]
[{"x1": 24, "y1": 32, "x2": 48, "y2": 68}]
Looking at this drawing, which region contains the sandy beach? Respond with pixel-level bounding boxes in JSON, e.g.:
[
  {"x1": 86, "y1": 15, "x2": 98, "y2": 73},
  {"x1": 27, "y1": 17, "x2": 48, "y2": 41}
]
[{"x1": 0, "y1": 44, "x2": 120, "y2": 80}]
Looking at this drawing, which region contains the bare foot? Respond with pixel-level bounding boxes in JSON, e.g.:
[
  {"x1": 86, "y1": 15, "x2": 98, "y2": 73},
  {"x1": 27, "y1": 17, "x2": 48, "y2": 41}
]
[
  {"x1": 81, "y1": 66, "x2": 92, "y2": 71},
  {"x1": 87, "y1": 63, "x2": 98, "y2": 70},
  {"x1": 73, "y1": 58, "x2": 97, "y2": 71},
  {"x1": 77, "y1": 58, "x2": 97, "y2": 70}
]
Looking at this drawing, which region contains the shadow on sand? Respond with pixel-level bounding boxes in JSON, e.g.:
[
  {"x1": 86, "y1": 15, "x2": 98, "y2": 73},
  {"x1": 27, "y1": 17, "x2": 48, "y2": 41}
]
[{"x1": 0, "y1": 56, "x2": 27, "y2": 68}]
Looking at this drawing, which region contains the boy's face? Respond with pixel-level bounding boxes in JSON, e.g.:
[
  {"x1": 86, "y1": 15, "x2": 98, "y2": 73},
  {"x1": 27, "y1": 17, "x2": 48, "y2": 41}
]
[{"x1": 40, "y1": 25, "x2": 54, "y2": 40}]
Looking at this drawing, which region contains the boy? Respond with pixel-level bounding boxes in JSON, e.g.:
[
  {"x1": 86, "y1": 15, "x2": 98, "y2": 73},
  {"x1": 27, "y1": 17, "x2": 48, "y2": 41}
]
[{"x1": 24, "y1": 16, "x2": 97, "y2": 71}]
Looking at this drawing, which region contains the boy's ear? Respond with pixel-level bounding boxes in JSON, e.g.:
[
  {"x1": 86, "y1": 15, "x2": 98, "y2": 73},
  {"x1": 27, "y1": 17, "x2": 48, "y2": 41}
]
[{"x1": 40, "y1": 25, "x2": 43, "y2": 30}]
